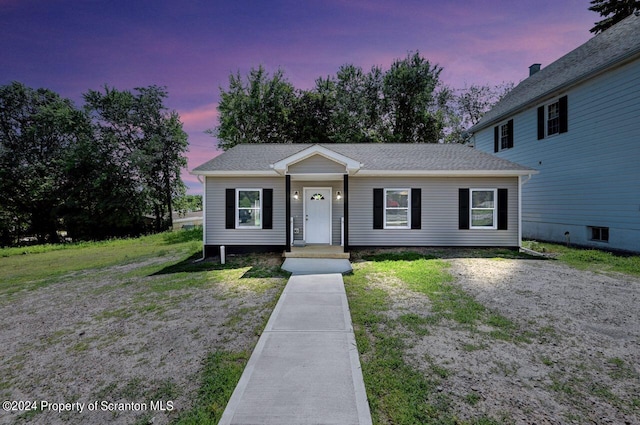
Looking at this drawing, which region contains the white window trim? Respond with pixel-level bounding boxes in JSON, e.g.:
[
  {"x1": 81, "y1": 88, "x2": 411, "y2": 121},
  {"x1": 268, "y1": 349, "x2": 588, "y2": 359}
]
[
  {"x1": 383, "y1": 188, "x2": 411, "y2": 230},
  {"x1": 499, "y1": 121, "x2": 511, "y2": 151},
  {"x1": 470, "y1": 188, "x2": 497, "y2": 230},
  {"x1": 544, "y1": 98, "x2": 561, "y2": 138},
  {"x1": 236, "y1": 188, "x2": 262, "y2": 229}
]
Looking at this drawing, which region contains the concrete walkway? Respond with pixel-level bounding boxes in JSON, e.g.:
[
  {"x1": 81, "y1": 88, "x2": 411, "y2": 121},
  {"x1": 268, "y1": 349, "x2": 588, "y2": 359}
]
[{"x1": 218, "y1": 273, "x2": 372, "y2": 425}]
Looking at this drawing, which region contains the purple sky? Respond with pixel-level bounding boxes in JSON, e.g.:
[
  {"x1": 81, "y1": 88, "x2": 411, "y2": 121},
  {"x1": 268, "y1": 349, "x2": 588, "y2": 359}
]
[{"x1": 1, "y1": 0, "x2": 597, "y2": 193}]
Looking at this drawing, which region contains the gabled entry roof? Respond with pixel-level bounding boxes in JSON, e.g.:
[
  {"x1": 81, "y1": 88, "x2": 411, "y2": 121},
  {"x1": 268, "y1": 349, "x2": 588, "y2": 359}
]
[
  {"x1": 191, "y1": 143, "x2": 536, "y2": 176},
  {"x1": 270, "y1": 144, "x2": 362, "y2": 175}
]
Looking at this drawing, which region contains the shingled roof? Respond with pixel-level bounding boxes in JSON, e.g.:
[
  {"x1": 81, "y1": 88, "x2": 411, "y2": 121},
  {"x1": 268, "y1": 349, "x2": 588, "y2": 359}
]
[
  {"x1": 192, "y1": 143, "x2": 535, "y2": 175},
  {"x1": 470, "y1": 12, "x2": 640, "y2": 133}
]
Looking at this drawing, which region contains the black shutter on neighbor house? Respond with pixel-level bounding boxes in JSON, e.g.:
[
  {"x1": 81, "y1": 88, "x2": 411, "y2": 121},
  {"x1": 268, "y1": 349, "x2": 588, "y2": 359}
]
[
  {"x1": 507, "y1": 119, "x2": 514, "y2": 149},
  {"x1": 262, "y1": 189, "x2": 273, "y2": 229},
  {"x1": 559, "y1": 95, "x2": 568, "y2": 134},
  {"x1": 458, "y1": 188, "x2": 470, "y2": 230},
  {"x1": 497, "y1": 188, "x2": 508, "y2": 230},
  {"x1": 537, "y1": 106, "x2": 545, "y2": 140},
  {"x1": 494, "y1": 126, "x2": 499, "y2": 152},
  {"x1": 373, "y1": 188, "x2": 384, "y2": 229},
  {"x1": 411, "y1": 188, "x2": 421, "y2": 229},
  {"x1": 225, "y1": 189, "x2": 236, "y2": 229}
]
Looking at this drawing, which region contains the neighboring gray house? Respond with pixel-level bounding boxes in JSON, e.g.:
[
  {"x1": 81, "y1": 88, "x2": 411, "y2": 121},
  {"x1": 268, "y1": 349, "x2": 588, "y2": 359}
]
[
  {"x1": 469, "y1": 12, "x2": 640, "y2": 253},
  {"x1": 191, "y1": 143, "x2": 535, "y2": 256}
]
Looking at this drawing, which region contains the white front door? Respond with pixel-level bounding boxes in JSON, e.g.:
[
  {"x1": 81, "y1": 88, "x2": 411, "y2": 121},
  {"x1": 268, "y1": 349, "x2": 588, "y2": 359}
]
[{"x1": 304, "y1": 187, "x2": 332, "y2": 244}]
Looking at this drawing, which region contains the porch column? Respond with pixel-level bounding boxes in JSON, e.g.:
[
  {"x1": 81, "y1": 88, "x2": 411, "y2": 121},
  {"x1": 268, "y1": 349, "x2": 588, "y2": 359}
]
[
  {"x1": 343, "y1": 174, "x2": 349, "y2": 252},
  {"x1": 285, "y1": 174, "x2": 291, "y2": 252}
]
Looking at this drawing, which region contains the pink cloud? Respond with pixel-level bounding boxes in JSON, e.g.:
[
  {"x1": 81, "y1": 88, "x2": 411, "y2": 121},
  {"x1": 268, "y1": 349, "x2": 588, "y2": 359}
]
[{"x1": 179, "y1": 103, "x2": 219, "y2": 130}]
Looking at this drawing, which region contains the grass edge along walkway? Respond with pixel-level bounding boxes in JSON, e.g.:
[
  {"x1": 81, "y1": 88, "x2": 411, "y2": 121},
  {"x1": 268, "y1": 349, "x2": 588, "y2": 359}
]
[{"x1": 344, "y1": 252, "x2": 519, "y2": 425}]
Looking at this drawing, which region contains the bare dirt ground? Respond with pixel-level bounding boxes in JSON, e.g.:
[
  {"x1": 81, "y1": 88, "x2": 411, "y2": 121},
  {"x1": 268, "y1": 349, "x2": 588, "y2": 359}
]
[
  {"x1": 3, "y1": 250, "x2": 639, "y2": 425},
  {"x1": 0, "y1": 254, "x2": 286, "y2": 425},
  {"x1": 373, "y1": 253, "x2": 640, "y2": 424}
]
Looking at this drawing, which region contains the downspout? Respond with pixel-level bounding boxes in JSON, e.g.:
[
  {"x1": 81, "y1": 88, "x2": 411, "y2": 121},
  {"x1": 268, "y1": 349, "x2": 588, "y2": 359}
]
[
  {"x1": 518, "y1": 174, "x2": 533, "y2": 248},
  {"x1": 195, "y1": 175, "x2": 206, "y2": 262}
]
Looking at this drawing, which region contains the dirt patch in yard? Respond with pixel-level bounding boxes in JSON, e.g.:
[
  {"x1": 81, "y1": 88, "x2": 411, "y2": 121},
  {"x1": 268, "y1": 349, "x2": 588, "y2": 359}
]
[
  {"x1": 0, "y1": 253, "x2": 286, "y2": 425},
  {"x1": 353, "y1": 250, "x2": 640, "y2": 424}
]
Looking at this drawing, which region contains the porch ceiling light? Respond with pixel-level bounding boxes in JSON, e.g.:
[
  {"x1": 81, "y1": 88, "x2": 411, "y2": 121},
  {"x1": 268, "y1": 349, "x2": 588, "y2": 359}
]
[{"x1": 293, "y1": 191, "x2": 299, "y2": 200}]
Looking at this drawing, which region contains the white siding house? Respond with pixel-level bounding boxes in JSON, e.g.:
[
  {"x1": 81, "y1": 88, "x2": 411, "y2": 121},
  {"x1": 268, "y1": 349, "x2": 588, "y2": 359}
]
[
  {"x1": 192, "y1": 143, "x2": 535, "y2": 256},
  {"x1": 470, "y1": 13, "x2": 640, "y2": 253}
]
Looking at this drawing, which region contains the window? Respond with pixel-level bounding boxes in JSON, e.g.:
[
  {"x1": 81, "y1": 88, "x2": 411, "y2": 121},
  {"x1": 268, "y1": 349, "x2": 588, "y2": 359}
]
[
  {"x1": 236, "y1": 189, "x2": 261, "y2": 228},
  {"x1": 538, "y1": 95, "x2": 568, "y2": 139},
  {"x1": 384, "y1": 189, "x2": 410, "y2": 229},
  {"x1": 547, "y1": 101, "x2": 560, "y2": 136},
  {"x1": 470, "y1": 189, "x2": 497, "y2": 229},
  {"x1": 589, "y1": 226, "x2": 609, "y2": 242},
  {"x1": 493, "y1": 119, "x2": 513, "y2": 152},
  {"x1": 500, "y1": 123, "x2": 511, "y2": 150}
]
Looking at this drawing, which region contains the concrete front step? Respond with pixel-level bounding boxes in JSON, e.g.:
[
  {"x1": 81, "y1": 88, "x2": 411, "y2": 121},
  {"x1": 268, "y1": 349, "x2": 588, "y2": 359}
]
[
  {"x1": 281, "y1": 258, "x2": 353, "y2": 275},
  {"x1": 283, "y1": 245, "x2": 350, "y2": 259}
]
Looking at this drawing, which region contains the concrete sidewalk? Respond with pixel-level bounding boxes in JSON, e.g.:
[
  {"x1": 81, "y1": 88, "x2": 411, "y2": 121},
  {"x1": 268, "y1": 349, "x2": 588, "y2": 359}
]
[{"x1": 218, "y1": 273, "x2": 372, "y2": 425}]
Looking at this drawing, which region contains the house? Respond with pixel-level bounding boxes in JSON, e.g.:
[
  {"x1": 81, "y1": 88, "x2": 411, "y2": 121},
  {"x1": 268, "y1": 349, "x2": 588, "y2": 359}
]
[
  {"x1": 469, "y1": 12, "x2": 640, "y2": 253},
  {"x1": 191, "y1": 143, "x2": 536, "y2": 256}
]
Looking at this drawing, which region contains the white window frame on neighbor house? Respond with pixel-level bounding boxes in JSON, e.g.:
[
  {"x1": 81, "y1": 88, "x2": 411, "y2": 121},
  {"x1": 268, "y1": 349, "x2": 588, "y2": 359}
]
[
  {"x1": 470, "y1": 188, "x2": 497, "y2": 230},
  {"x1": 384, "y1": 188, "x2": 410, "y2": 229},
  {"x1": 236, "y1": 188, "x2": 262, "y2": 229},
  {"x1": 499, "y1": 122, "x2": 511, "y2": 151},
  {"x1": 546, "y1": 99, "x2": 561, "y2": 137}
]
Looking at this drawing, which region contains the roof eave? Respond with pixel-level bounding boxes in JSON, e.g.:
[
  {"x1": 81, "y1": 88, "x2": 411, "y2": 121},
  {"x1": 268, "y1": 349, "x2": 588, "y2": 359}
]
[
  {"x1": 339, "y1": 169, "x2": 538, "y2": 177},
  {"x1": 190, "y1": 170, "x2": 279, "y2": 176},
  {"x1": 470, "y1": 48, "x2": 640, "y2": 133}
]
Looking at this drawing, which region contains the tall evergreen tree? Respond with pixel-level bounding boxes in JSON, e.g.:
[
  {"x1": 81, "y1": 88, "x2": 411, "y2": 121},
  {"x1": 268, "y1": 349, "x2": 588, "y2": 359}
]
[{"x1": 589, "y1": 0, "x2": 640, "y2": 33}]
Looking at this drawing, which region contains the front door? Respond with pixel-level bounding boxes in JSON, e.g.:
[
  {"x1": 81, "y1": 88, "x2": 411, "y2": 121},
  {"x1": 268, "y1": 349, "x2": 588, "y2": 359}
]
[{"x1": 304, "y1": 187, "x2": 332, "y2": 244}]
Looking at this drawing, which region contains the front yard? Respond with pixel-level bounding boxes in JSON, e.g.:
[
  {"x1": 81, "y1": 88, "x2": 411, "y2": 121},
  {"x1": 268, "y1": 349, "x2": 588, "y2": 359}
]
[
  {"x1": 1, "y1": 235, "x2": 639, "y2": 424},
  {"x1": 346, "y1": 248, "x2": 640, "y2": 424}
]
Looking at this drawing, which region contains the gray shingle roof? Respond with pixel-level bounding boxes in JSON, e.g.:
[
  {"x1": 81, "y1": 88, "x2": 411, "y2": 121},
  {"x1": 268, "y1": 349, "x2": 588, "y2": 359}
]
[
  {"x1": 192, "y1": 143, "x2": 535, "y2": 173},
  {"x1": 470, "y1": 12, "x2": 640, "y2": 132}
]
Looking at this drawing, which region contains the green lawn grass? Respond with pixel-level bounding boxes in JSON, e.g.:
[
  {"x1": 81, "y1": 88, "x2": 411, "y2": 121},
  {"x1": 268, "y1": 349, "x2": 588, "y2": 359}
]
[
  {"x1": 0, "y1": 228, "x2": 202, "y2": 296},
  {"x1": 0, "y1": 229, "x2": 288, "y2": 425},
  {"x1": 345, "y1": 253, "x2": 511, "y2": 424},
  {"x1": 523, "y1": 240, "x2": 640, "y2": 276}
]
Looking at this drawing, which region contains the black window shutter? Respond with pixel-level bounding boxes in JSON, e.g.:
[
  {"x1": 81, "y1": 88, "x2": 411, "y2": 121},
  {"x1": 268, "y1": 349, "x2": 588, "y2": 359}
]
[
  {"x1": 494, "y1": 126, "x2": 499, "y2": 152},
  {"x1": 262, "y1": 189, "x2": 273, "y2": 229},
  {"x1": 498, "y1": 188, "x2": 508, "y2": 230},
  {"x1": 559, "y1": 95, "x2": 568, "y2": 134},
  {"x1": 373, "y1": 188, "x2": 384, "y2": 229},
  {"x1": 459, "y1": 188, "x2": 469, "y2": 230},
  {"x1": 537, "y1": 106, "x2": 545, "y2": 140},
  {"x1": 225, "y1": 189, "x2": 236, "y2": 229},
  {"x1": 411, "y1": 188, "x2": 421, "y2": 229},
  {"x1": 507, "y1": 119, "x2": 514, "y2": 149}
]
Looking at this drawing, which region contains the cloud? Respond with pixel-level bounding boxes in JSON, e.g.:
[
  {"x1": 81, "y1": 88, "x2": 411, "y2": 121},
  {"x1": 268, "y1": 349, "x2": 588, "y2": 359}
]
[{"x1": 179, "y1": 103, "x2": 219, "y2": 130}]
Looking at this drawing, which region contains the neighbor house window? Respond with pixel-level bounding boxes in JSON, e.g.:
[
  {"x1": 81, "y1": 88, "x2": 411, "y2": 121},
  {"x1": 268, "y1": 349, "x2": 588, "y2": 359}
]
[
  {"x1": 494, "y1": 119, "x2": 513, "y2": 152},
  {"x1": 538, "y1": 95, "x2": 568, "y2": 139},
  {"x1": 547, "y1": 101, "x2": 560, "y2": 136},
  {"x1": 470, "y1": 189, "x2": 497, "y2": 229},
  {"x1": 384, "y1": 189, "x2": 410, "y2": 229},
  {"x1": 236, "y1": 189, "x2": 261, "y2": 228},
  {"x1": 589, "y1": 226, "x2": 609, "y2": 242}
]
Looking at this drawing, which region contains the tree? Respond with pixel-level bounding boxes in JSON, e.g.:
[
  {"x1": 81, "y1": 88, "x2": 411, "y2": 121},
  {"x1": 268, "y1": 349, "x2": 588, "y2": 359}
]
[
  {"x1": 441, "y1": 82, "x2": 514, "y2": 143},
  {"x1": 293, "y1": 77, "x2": 337, "y2": 144},
  {"x1": 174, "y1": 194, "x2": 202, "y2": 217},
  {"x1": 383, "y1": 52, "x2": 445, "y2": 143},
  {"x1": 76, "y1": 85, "x2": 188, "y2": 237},
  {"x1": 213, "y1": 66, "x2": 297, "y2": 150},
  {"x1": 589, "y1": 0, "x2": 640, "y2": 34},
  {"x1": 0, "y1": 82, "x2": 89, "y2": 244}
]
